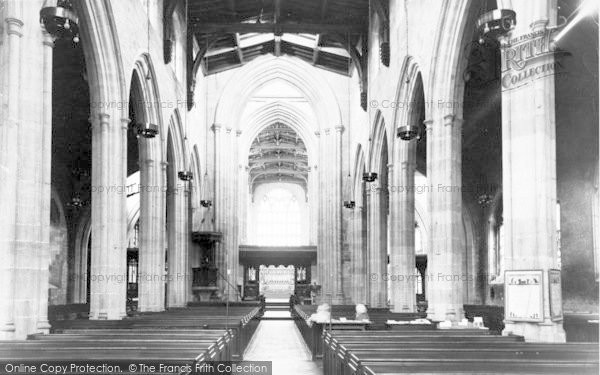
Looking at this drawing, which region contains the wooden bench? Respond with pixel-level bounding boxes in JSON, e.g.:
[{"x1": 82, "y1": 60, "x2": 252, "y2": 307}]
[
  {"x1": 323, "y1": 330, "x2": 599, "y2": 375},
  {"x1": 0, "y1": 329, "x2": 232, "y2": 369},
  {"x1": 49, "y1": 305, "x2": 261, "y2": 360}
]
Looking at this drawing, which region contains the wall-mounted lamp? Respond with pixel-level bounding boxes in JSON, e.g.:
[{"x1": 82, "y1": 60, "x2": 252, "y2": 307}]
[
  {"x1": 362, "y1": 172, "x2": 378, "y2": 182},
  {"x1": 478, "y1": 194, "x2": 493, "y2": 206},
  {"x1": 343, "y1": 201, "x2": 356, "y2": 209},
  {"x1": 200, "y1": 200, "x2": 212, "y2": 208},
  {"x1": 397, "y1": 125, "x2": 420, "y2": 141},
  {"x1": 178, "y1": 171, "x2": 193, "y2": 181},
  {"x1": 476, "y1": 9, "x2": 516, "y2": 44},
  {"x1": 136, "y1": 122, "x2": 159, "y2": 138},
  {"x1": 66, "y1": 195, "x2": 86, "y2": 209},
  {"x1": 40, "y1": 0, "x2": 80, "y2": 43}
]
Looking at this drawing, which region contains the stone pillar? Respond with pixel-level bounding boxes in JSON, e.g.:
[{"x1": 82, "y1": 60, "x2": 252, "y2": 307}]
[
  {"x1": 427, "y1": 114, "x2": 464, "y2": 322},
  {"x1": 500, "y1": 0, "x2": 566, "y2": 342},
  {"x1": 36, "y1": 29, "x2": 54, "y2": 334},
  {"x1": 13, "y1": 7, "x2": 41, "y2": 338},
  {"x1": 332, "y1": 125, "x2": 345, "y2": 303},
  {"x1": 0, "y1": 4, "x2": 23, "y2": 340},
  {"x1": 89, "y1": 112, "x2": 127, "y2": 320},
  {"x1": 315, "y1": 130, "x2": 324, "y2": 298},
  {"x1": 167, "y1": 171, "x2": 190, "y2": 308},
  {"x1": 212, "y1": 124, "x2": 226, "y2": 294},
  {"x1": 138, "y1": 153, "x2": 166, "y2": 311},
  {"x1": 367, "y1": 179, "x2": 387, "y2": 308},
  {"x1": 351, "y1": 202, "x2": 368, "y2": 304},
  {"x1": 389, "y1": 139, "x2": 417, "y2": 312}
]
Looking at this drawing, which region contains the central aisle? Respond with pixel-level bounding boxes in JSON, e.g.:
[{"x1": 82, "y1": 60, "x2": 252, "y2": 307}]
[{"x1": 243, "y1": 320, "x2": 322, "y2": 375}]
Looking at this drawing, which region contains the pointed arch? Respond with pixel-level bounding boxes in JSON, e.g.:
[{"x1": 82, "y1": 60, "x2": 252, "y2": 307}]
[
  {"x1": 213, "y1": 55, "x2": 342, "y2": 130},
  {"x1": 165, "y1": 109, "x2": 187, "y2": 171},
  {"x1": 352, "y1": 144, "x2": 367, "y2": 207},
  {"x1": 131, "y1": 53, "x2": 165, "y2": 163},
  {"x1": 239, "y1": 101, "x2": 318, "y2": 167},
  {"x1": 368, "y1": 110, "x2": 390, "y2": 174}
]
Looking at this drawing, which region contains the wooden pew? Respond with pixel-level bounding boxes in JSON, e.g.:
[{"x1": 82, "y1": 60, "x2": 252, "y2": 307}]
[
  {"x1": 323, "y1": 330, "x2": 599, "y2": 375},
  {"x1": 0, "y1": 329, "x2": 232, "y2": 370},
  {"x1": 49, "y1": 305, "x2": 261, "y2": 360},
  {"x1": 3, "y1": 304, "x2": 263, "y2": 372}
]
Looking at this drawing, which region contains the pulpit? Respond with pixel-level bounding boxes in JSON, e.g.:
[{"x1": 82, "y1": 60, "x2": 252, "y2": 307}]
[{"x1": 191, "y1": 231, "x2": 222, "y2": 301}]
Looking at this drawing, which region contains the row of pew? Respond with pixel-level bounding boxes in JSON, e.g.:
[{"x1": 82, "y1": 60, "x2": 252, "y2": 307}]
[
  {"x1": 50, "y1": 304, "x2": 262, "y2": 359},
  {"x1": 1, "y1": 304, "x2": 263, "y2": 373},
  {"x1": 322, "y1": 330, "x2": 600, "y2": 374},
  {"x1": 292, "y1": 304, "x2": 424, "y2": 360}
]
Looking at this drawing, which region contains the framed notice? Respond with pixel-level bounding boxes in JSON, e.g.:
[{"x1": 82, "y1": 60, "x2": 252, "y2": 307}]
[
  {"x1": 548, "y1": 269, "x2": 563, "y2": 321},
  {"x1": 504, "y1": 270, "x2": 544, "y2": 322}
]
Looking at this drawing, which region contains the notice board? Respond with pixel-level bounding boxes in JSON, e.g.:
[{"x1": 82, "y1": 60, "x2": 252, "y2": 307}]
[{"x1": 505, "y1": 270, "x2": 544, "y2": 322}]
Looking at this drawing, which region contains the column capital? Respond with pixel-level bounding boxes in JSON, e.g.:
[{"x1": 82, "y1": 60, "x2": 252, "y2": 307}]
[
  {"x1": 121, "y1": 118, "x2": 131, "y2": 130},
  {"x1": 530, "y1": 19, "x2": 549, "y2": 32},
  {"x1": 443, "y1": 114, "x2": 462, "y2": 126},
  {"x1": 91, "y1": 113, "x2": 111, "y2": 130},
  {"x1": 5, "y1": 18, "x2": 24, "y2": 37},
  {"x1": 314, "y1": 131, "x2": 321, "y2": 137},
  {"x1": 334, "y1": 125, "x2": 345, "y2": 133},
  {"x1": 41, "y1": 31, "x2": 55, "y2": 47},
  {"x1": 211, "y1": 123, "x2": 222, "y2": 132},
  {"x1": 225, "y1": 127, "x2": 233, "y2": 134},
  {"x1": 160, "y1": 161, "x2": 169, "y2": 170},
  {"x1": 400, "y1": 160, "x2": 417, "y2": 170},
  {"x1": 324, "y1": 128, "x2": 331, "y2": 135},
  {"x1": 236, "y1": 129, "x2": 242, "y2": 137},
  {"x1": 423, "y1": 118, "x2": 434, "y2": 132}
]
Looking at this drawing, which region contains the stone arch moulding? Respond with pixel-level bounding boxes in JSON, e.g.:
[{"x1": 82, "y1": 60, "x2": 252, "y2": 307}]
[
  {"x1": 72, "y1": 208, "x2": 91, "y2": 304},
  {"x1": 367, "y1": 110, "x2": 391, "y2": 174},
  {"x1": 239, "y1": 101, "x2": 318, "y2": 166},
  {"x1": 132, "y1": 53, "x2": 165, "y2": 160},
  {"x1": 190, "y1": 145, "x2": 202, "y2": 208},
  {"x1": 390, "y1": 56, "x2": 427, "y2": 162},
  {"x1": 50, "y1": 188, "x2": 67, "y2": 229},
  {"x1": 73, "y1": 1, "x2": 127, "y2": 121},
  {"x1": 213, "y1": 55, "x2": 343, "y2": 131},
  {"x1": 427, "y1": 0, "x2": 473, "y2": 122},
  {"x1": 352, "y1": 144, "x2": 366, "y2": 206},
  {"x1": 165, "y1": 109, "x2": 188, "y2": 171}
]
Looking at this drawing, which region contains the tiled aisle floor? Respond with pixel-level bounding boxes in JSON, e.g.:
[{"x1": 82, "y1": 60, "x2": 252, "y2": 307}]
[{"x1": 243, "y1": 320, "x2": 322, "y2": 375}]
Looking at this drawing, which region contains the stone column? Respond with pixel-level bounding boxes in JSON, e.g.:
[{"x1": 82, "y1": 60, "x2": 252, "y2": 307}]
[
  {"x1": 167, "y1": 173, "x2": 190, "y2": 308},
  {"x1": 500, "y1": 0, "x2": 566, "y2": 342},
  {"x1": 36, "y1": 29, "x2": 54, "y2": 334},
  {"x1": 89, "y1": 112, "x2": 128, "y2": 320},
  {"x1": 0, "y1": 5, "x2": 23, "y2": 339},
  {"x1": 138, "y1": 151, "x2": 166, "y2": 311},
  {"x1": 389, "y1": 140, "x2": 417, "y2": 312},
  {"x1": 212, "y1": 124, "x2": 226, "y2": 294},
  {"x1": 14, "y1": 4, "x2": 47, "y2": 338},
  {"x1": 427, "y1": 114, "x2": 464, "y2": 322},
  {"x1": 315, "y1": 130, "x2": 324, "y2": 298},
  {"x1": 367, "y1": 179, "x2": 386, "y2": 307},
  {"x1": 332, "y1": 125, "x2": 345, "y2": 303}
]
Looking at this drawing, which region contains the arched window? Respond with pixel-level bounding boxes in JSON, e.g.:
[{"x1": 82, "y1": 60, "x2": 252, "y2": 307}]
[{"x1": 255, "y1": 187, "x2": 304, "y2": 246}]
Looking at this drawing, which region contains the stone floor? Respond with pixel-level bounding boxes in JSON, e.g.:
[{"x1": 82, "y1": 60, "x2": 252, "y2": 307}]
[{"x1": 244, "y1": 319, "x2": 322, "y2": 375}]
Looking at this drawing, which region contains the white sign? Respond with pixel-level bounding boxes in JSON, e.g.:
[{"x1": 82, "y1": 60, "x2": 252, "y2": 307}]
[
  {"x1": 505, "y1": 270, "x2": 544, "y2": 322},
  {"x1": 549, "y1": 269, "x2": 563, "y2": 321}
]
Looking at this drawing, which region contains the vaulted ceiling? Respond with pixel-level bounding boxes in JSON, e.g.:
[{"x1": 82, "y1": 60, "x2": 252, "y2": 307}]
[
  {"x1": 187, "y1": 0, "x2": 369, "y2": 76},
  {"x1": 248, "y1": 123, "x2": 308, "y2": 193}
]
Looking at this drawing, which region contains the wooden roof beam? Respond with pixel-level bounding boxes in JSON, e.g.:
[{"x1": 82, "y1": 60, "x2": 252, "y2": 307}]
[
  {"x1": 192, "y1": 22, "x2": 366, "y2": 34},
  {"x1": 234, "y1": 33, "x2": 244, "y2": 63}
]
